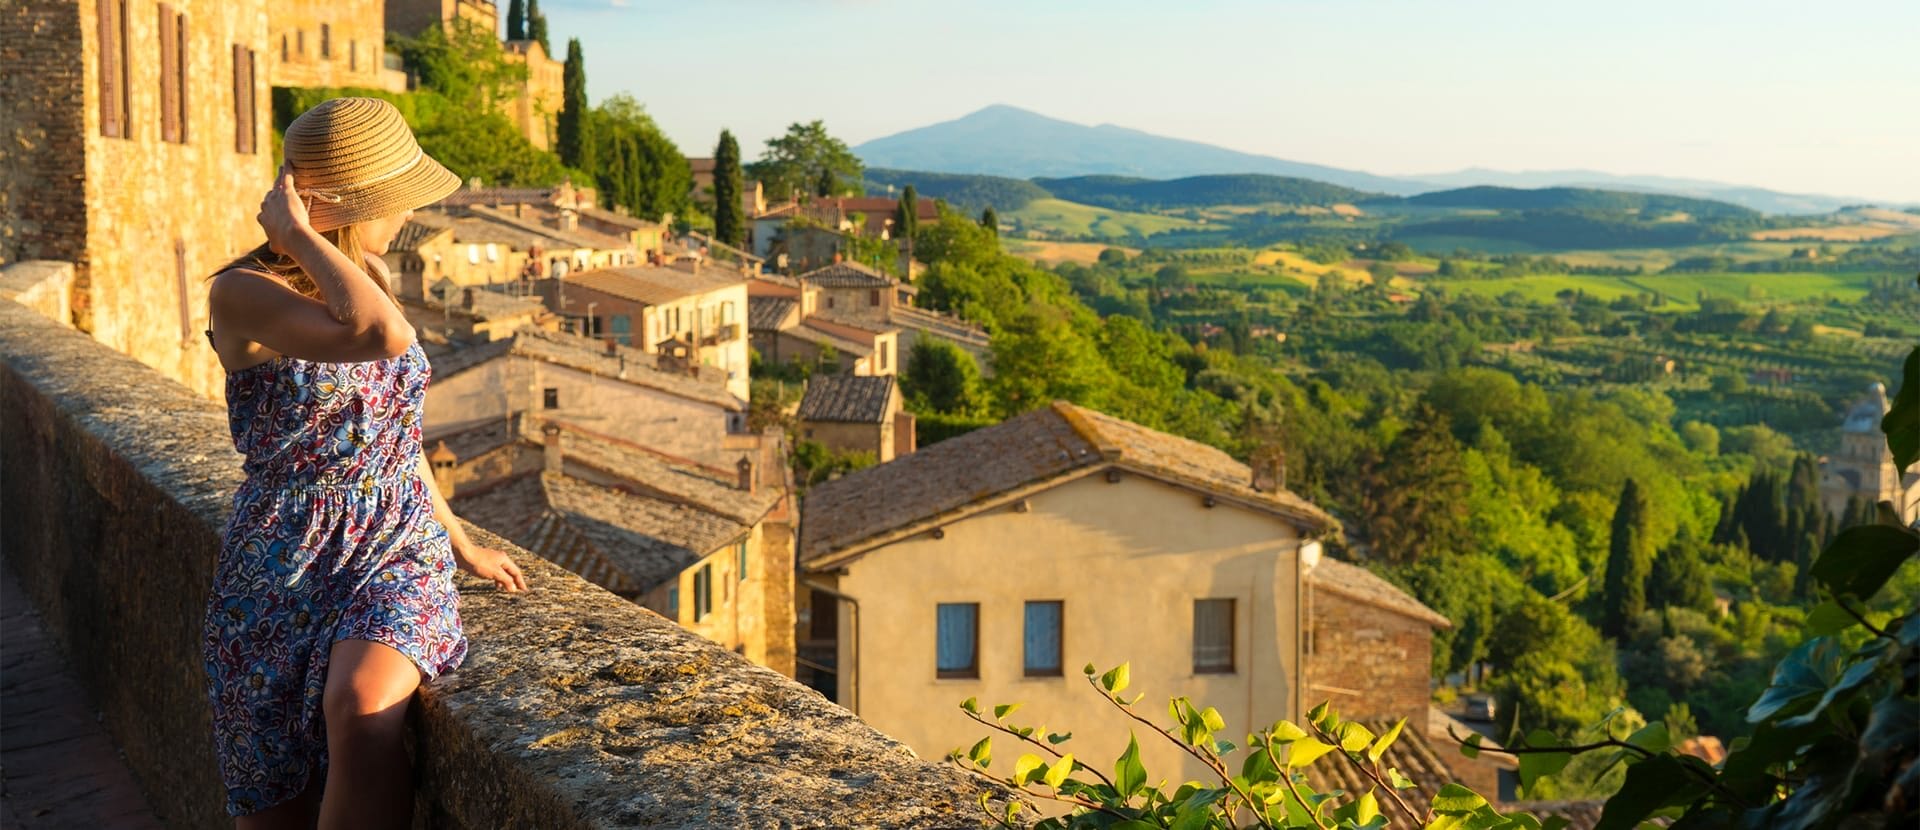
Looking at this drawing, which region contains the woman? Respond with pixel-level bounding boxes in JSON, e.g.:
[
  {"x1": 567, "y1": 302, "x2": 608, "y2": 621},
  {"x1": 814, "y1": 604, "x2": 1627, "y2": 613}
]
[{"x1": 201, "y1": 96, "x2": 528, "y2": 830}]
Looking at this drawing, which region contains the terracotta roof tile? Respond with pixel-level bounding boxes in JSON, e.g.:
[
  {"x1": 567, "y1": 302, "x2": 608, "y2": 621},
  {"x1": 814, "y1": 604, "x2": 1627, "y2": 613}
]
[
  {"x1": 798, "y1": 375, "x2": 895, "y2": 424},
  {"x1": 799, "y1": 401, "x2": 1336, "y2": 565}
]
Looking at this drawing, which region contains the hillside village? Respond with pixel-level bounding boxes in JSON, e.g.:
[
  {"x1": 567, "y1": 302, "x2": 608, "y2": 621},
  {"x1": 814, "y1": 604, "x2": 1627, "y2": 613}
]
[{"x1": 2, "y1": 0, "x2": 1916, "y2": 827}]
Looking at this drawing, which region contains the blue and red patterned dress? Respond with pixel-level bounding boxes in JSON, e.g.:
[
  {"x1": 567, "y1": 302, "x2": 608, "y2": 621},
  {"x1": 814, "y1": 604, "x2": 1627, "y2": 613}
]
[{"x1": 201, "y1": 336, "x2": 467, "y2": 817}]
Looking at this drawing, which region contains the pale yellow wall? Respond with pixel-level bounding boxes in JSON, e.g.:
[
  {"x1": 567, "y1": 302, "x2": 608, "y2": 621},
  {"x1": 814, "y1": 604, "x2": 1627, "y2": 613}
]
[
  {"x1": 828, "y1": 470, "x2": 1303, "y2": 788},
  {"x1": 637, "y1": 517, "x2": 796, "y2": 676},
  {"x1": 424, "y1": 355, "x2": 737, "y2": 459},
  {"x1": 639, "y1": 282, "x2": 750, "y2": 401},
  {"x1": 266, "y1": 0, "x2": 405, "y2": 92},
  {"x1": 80, "y1": 0, "x2": 274, "y2": 402},
  {"x1": 799, "y1": 419, "x2": 891, "y2": 463}
]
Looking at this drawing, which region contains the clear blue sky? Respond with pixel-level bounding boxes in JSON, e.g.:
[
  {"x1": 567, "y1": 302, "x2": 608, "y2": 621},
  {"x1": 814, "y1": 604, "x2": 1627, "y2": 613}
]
[{"x1": 536, "y1": 0, "x2": 1918, "y2": 202}]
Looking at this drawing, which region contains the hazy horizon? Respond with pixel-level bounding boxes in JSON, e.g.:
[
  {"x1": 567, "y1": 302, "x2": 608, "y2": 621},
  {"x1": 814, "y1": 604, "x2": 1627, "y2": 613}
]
[{"x1": 537, "y1": 0, "x2": 1919, "y2": 203}]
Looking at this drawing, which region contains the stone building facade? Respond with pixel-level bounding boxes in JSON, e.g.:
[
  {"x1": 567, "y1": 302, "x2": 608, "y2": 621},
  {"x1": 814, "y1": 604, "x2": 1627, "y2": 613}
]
[
  {"x1": 1301, "y1": 556, "x2": 1449, "y2": 723},
  {"x1": 3, "y1": 0, "x2": 274, "y2": 400},
  {"x1": 266, "y1": 0, "x2": 407, "y2": 92},
  {"x1": 1820, "y1": 383, "x2": 1920, "y2": 523},
  {"x1": 502, "y1": 39, "x2": 562, "y2": 151}
]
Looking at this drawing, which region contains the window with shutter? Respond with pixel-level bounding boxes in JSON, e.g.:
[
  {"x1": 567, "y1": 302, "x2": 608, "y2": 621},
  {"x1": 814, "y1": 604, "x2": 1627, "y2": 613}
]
[
  {"x1": 232, "y1": 44, "x2": 256, "y2": 154},
  {"x1": 158, "y1": 5, "x2": 177, "y2": 142},
  {"x1": 174, "y1": 238, "x2": 191, "y2": 344},
  {"x1": 173, "y1": 10, "x2": 188, "y2": 142},
  {"x1": 1023, "y1": 601, "x2": 1063, "y2": 676},
  {"x1": 97, "y1": 0, "x2": 129, "y2": 138},
  {"x1": 935, "y1": 603, "x2": 979, "y2": 678},
  {"x1": 320, "y1": 23, "x2": 330, "y2": 59}
]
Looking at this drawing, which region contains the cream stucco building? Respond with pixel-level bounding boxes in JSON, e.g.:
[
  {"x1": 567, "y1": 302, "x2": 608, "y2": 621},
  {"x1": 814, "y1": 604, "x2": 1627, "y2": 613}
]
[{"x1": 797, "y1": 401, "x2": 1341, "y2": 786}]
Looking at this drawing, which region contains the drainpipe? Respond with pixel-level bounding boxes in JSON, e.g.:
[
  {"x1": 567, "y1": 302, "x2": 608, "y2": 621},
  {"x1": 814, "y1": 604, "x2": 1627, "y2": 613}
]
[{"x1": 802, "y1": 578, "x2": 860, "y2": 716}]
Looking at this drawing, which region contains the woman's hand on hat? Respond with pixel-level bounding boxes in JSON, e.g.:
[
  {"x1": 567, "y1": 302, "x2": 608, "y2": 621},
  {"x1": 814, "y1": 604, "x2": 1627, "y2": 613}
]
[
  {"x1": 258, "y1": 162, "x2": 315, "y2": 256},
  {"x1": 454, "y1": 543, "x2": 529, "y2": 593}
]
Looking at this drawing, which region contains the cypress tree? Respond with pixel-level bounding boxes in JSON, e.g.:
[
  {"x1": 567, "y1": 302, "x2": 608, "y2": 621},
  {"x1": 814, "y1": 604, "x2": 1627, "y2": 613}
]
[
  {"x1": 712, "y1": 130, "x2": 744, "y2": 247},
  {"x1": 981, "y1": 206, "x2": 999, "y2": 236},
  {"x1": 895, "y1": 185, "x2": 919, "y2": 243},
  {"x1": 528, "y1": 0, "x2": 550, "y2": 54},
  {"x1": 1603, "y1": 478, "x2": 1651, "y2": 638},
  {"x1": 506, "y1": 0, "x2": 526, "y2": 40},
  {"x1": 557, "y1": 39, "x2": 591, "y2": 171},
  {"x1": 814, "y1": 167, "x2": 836, "y2": 198}
]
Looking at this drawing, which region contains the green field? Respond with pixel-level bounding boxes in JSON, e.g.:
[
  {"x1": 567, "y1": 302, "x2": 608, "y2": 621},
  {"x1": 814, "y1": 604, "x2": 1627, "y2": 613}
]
[
  {"x1": 1435, "y1": 271, "x2": 1882, "y2": 308},
  {"x1": 1008, "y1": 198, "x2": 1207, "y2": 240}
]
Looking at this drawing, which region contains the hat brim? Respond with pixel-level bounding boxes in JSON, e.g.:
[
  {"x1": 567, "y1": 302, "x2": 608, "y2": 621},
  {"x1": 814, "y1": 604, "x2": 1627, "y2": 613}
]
[{"x1": 307, "y1": 151, "x2": 463, "y2": 233}]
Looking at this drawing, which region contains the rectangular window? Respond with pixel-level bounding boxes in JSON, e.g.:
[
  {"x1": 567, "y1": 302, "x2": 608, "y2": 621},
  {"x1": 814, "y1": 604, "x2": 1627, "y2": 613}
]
[
  {"x1": 1024, "y1": 600, "x2": 1063, "y2": 676},
  {"x1": 693, "y1": 563, "x2": 713, "y2": 621},
  {"x1": 348, "y1": 39, "x2": 357, "y2": 71},
  {"x1": 156, "y1": 4, "x2": 186, "y2": 143},
  {"x1": 319, "y1": 23, "x2": 330, "y2": 58},
  {"x1": 542, "y1": 387, "x2": 558, "y2": 409},
  {"x1": 736, "y1": 541, "x2": 748, "y2": 581},
  {"x1": 296, "y1": 28, "x2": 304, "y2": 56},
  {"x1": 97, "y1": 0, "x2": 129, "y2": 138},
  {"x1": 231, "y1": 43, "x2": 256, "y2": 153},
  {"x1": 879, "y1": 342, "x2": 889, "y2": 372},
  {"x1": 1194, "y1": 598, "x2": 1235, "y2": 674},
  {"x1": 667, "y1": 586, "x2": 679, "y2": 619},
  {"x1": 935, "y1": 602, "x2": 978, "y2": 678},
  {"x1": 870, "y1": 289, "x2": 880, "y2": 306}
]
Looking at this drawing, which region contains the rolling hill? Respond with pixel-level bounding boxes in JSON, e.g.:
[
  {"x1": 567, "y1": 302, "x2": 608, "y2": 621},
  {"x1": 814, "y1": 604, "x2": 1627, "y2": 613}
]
[
  {"x1": 1035, "y1": 174, "x2": 1381, "y2": 211},
  {"x1": 1401, "y1": 186, "x2": 1759, "y2": 221}
]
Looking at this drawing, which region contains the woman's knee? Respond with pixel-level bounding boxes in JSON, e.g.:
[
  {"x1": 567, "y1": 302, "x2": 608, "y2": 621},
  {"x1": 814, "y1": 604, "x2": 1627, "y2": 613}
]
[{"x1": 323, "y1": 640, "x2": 421, "y2": 742}]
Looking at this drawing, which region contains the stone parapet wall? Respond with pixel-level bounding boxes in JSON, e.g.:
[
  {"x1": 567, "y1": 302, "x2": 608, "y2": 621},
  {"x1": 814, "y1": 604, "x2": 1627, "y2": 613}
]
[
  {"x1": 0, "y1": 298, "x2": 1021, "y2": 828},
  {"x1": 0, "y1": 1, "x2": 88, "y2": 269}
]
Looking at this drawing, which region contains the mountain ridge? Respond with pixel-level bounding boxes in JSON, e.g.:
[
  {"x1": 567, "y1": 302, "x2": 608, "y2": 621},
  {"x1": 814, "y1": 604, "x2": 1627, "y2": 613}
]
[{"x1": 852, "y1": 105, "x2": 1902, "y2": 215}]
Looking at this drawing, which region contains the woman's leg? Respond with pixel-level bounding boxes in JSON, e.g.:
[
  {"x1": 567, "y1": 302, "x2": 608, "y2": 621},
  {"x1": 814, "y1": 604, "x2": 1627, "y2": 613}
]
[
  {"x1": 318, "y1": 639, "x2": 424, "y2": 830},
  {"x1": 234, "y1": 775, "x2": 322, "y2": 830}
]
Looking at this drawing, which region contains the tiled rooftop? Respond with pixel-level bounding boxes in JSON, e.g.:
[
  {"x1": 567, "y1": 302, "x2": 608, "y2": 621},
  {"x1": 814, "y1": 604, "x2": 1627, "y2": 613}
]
[
  {"x1": 423, "y1": 326, "x2": 741, "y2": 409},
  {"x1": 798, "y1": 261, "x2": 894, "y2": 288},
  {"x1": 1307, "y1": 557, "x2": 1451, "y2": 628},
  {"x1": 749, "y1": 296, "x2": 798, "y2": 331},
  {"x1": 565, "y1": 265, "x2": 746, "y2": 307},
  {"x1": 799, "y1": 401, "x2": 1336, "y2": 565},
  {"x1": 797, "y1": 375, "x2": 896, "y2": 424}
]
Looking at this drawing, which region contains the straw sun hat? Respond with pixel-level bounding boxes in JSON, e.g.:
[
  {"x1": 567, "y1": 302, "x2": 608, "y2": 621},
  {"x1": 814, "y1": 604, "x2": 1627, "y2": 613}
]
[{"x1": 282, "y1": 97, "x2": 461, "y2": 233}]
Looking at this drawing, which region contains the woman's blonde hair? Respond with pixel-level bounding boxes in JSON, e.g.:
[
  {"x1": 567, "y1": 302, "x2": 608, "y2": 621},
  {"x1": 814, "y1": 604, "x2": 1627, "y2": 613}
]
[{"x1": 211, "y1": 222, "x2": 396, "y2": 301}]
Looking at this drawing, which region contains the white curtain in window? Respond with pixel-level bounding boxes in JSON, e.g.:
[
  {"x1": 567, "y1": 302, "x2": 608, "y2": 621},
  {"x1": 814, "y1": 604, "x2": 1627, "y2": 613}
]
[{"x1": 936, "y1": 603, "x2": 976, "y2": 672}]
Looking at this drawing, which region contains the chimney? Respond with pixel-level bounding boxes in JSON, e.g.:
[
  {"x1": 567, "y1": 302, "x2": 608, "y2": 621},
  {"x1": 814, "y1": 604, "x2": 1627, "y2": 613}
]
[
  {"x1": 428, "y1": 440, "x2": 458, "y2": 498},
  {"x1": 558, "y1": 209, "x2": 578, "y2": 232},
  {"x1": 462, "y1": 287, "x2": 475, "y2": 311},
  {"x1": 1251, "y1": 444, "x2": 1286, "y2": 493},
  {"x1": 736, "y1": 457, "x2": 755, "y2": 492},
  {"x1": 542, "y1": 422, "x2": 563, "y2": 474}
]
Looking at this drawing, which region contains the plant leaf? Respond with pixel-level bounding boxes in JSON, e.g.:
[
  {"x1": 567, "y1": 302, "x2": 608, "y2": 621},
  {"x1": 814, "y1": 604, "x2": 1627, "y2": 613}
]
[
  {"x1": 1747, "y1": 637, "x2": 1838, "y2": 723},
  {"x1": 1286, "y1": 737, "x2": 1337, "y2": 768},
  {"x1": 1626, "y1": 722, "x2": 1671, "y2": 754},
  {"x1": 1431, "y1": 783, "x2": 1487, "y2": 813},
  {"x1": 1593, "y1": 755, "x2": 1706, "y2": 830},
  {"x1": 1012, "y1": 753, "x2": 1043, "y2": 786},
  {"x1": 1116, "y1": 733, "x2": 1147, "y2": 799},
  {"x1": 1809, "y1": 525, "x2": 1920, "y2": 601},
  {"x1": 993, "y1": 702, "x2": 1021, "y2": 719},
  {"x1": 1339, "y1": 721, "x2": 1377, "y2": 753},
  {"x1": 1883, "y1": 346, "x2": 1918, "y2": 472},
  {"x1": 1272, "y1": 720, "x2": 1310, "y2": 742},
  {"x1": 1101, "y1": 662, "x2": 1131, "y2": 695},
  {"x1": 1460, "y1": 732, "x2": 1483, "y2": 759},
  {"x1": 1367, "y1": 718, "x2": 1406, "y2": 763},
  {"x1": 1043, "y1": 752, "x2": 1075, "y2": 788},
  {"x1": 967, "y1": 736, "x2": 991, "y2": 767}
]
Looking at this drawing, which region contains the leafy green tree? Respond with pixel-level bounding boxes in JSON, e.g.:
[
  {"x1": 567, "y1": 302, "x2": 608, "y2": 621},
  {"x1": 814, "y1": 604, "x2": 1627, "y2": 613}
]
[
  {"x1": 980, "y1": 206, "x2": 998, "y2": 236},
  {"x1": 1153, "y1": 264, "x2": 1193, "y2": 296},
  {"x1": 748, "y1": 121, "x2": 863, "y2": 200},
  {"x1": 712, "y1": 129, "x2": 745, "y2": 247},
  {"x1": 590, "y1": 94, "x2": 689, "y2": 222},
  {"x1": 556, "y1": 38, "x2": 591, "y2": 171},
  {"x1": 901, "y1": 337, "x2": 983, "y2": 415},
  {"x1": 986, "y1": 306, "x2": 1117, "y2": 417},
  {"x1": 1648, "y1": 526, "x2": 1714, "y2": 613},
  {"x1": 1603, "y1": 478, "x2": 1652, "y2": 638},
  {"x1": 527, "y1": 0, "x2": 550, "y2": 54},
  {"x1": 506, "y1": 0, "x2": 526, "y2": 40},
  {"x1": 391, "y1": 19, "x2": 527, "y2": 111},
  {"x1": 1358, "y1": 403, "x2": 1471, "y2": 564},
  {"x1": 894, "y1": 184, "x2": 919, "y2": 244}
]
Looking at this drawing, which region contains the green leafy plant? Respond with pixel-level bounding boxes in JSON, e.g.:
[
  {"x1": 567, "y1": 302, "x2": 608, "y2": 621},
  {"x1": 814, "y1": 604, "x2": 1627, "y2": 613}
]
[{"x1": 949, "y1": 663, "x2": 1548, "y2": 829}]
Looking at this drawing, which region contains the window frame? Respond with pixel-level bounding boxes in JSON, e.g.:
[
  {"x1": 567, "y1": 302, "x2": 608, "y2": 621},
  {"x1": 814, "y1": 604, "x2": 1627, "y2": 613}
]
[
  {"x1": 935, "y1": 602, "x2": 980, "y2": 679},
  {"x1": 1023, "y1": 600, "x2": 1064, "y2": 677},
  {"x1": 97, "y1": 0, "x2": 130, "y2": 139},
  {"x1": 1192, "y1": 597, "x2": 1236, "y2": 674}
]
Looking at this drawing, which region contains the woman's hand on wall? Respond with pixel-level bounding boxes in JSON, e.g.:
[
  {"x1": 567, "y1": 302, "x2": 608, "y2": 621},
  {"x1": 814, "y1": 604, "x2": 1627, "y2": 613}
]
[{"x1": 454, "y1": 544, "x2": 529, "y2": 593}]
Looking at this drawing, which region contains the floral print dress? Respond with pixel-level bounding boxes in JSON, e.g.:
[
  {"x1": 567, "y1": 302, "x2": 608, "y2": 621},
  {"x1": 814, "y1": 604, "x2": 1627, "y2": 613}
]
[{"x1": 201, "y1": 337, "x2": 467, "y2": 817}]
